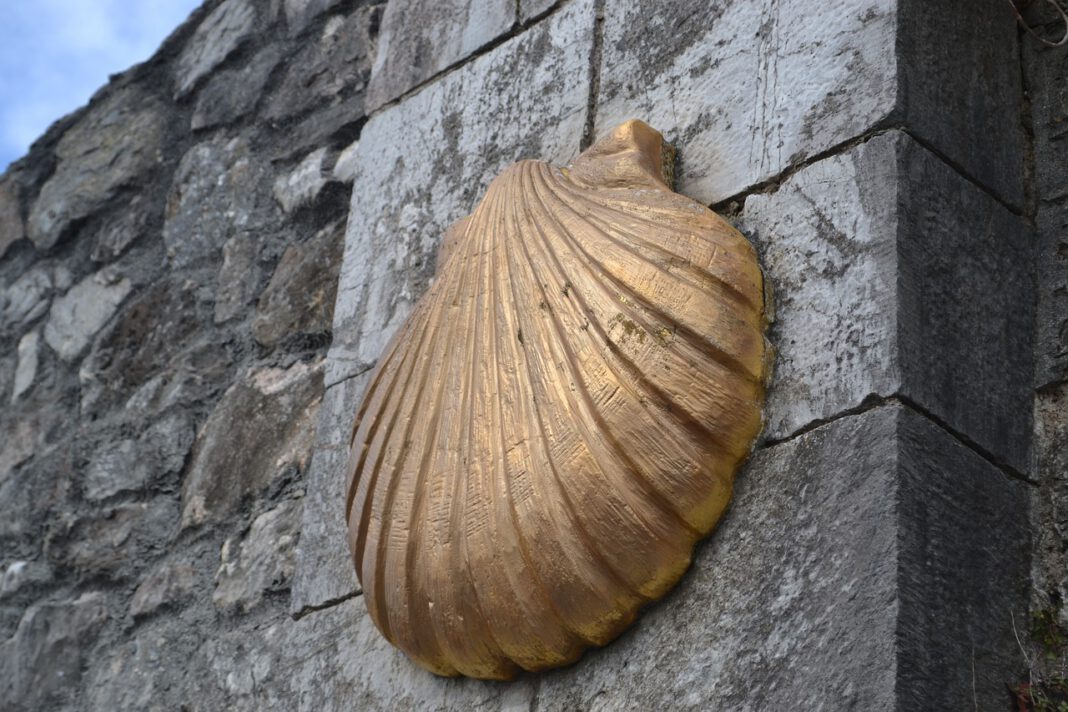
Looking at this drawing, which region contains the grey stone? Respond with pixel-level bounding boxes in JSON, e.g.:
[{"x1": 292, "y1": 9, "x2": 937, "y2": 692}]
[
  {"x1": 329, "y1": 0, "x2": 594, "y2": 385},
  {"x1": 192, "y1": 45, "x2": 283, "y2": 131},
  {"x1": 272, "y1": 147, "x2": 332, "y2": 214},
  {"x1": 0, "y1": 592, "x2": 108, "y2": 711},
  {"x1": 0, "y1": 176, "x2": 23, "y2": 260},
  {"x1": 532, "y1": 406, "x2": 1028, "y2": 711},
  {"x1": 78, "y1": 277, "x2": 212, "y2": 416},
  {"x1": 87, "y1": 632, "x2": 175, "y2": 712},
  {"x1": 0, "y1": 420, "x2": 35, "y2": 484},
  {"x1": 520, "y1": 0, "x2": 556, "y2": 22},
  {"x1": 595, "y1": 0, "x2": 897, "y2": 205},
  {"x1": 181, "y1": 359, "x2": 323, "y2": 528},
  {"x1": 117, "y1": 341, "x2": 233, "y2": 420},
  {"x1": 897, "y1": 0, "x2": 1025, "y2": 207},
  {"x1": 213, "y1": 498, "x2": 302, "y2": 612},
  {"x1": 331, "y1": 139, "x2": 360, "y2": 183},
  {"x1": 739, "y1": 131, "x2": 1032, "y2": 472},
  {"x1": 1034, "y1": 383, "x2": 1068, "y2": 623},
  {"x1": 174, "y1": 0, "x2": 258, "y2": 99},
  {"x1": 129, "y1": 560, "x2": 198, "y2": 618},
  {"x1": 213, "y1": 232, "x2": 261, "y2": 324},
  {"x1": 10, "y1": 330, "x2": 39, "y2": 402},
  {"x1": 0, "y1": 560, "x2": 51, "y2": 597},
  {"x1": 89, "y1": 194, "x2": 150, "y2": 262},
  {"x1": 265, "y1": 7, "x2": 377, "y2": 122},
  {"x1": 43, "y1": 267, "x2": 133, "y2": 362},
  {"x1": 51, "y1": 264, "x2": 73, "y2": 292},
  {"x1": 290, "y1": 371, "x2": 369, "y2": 614},
  {"x1": 283, "y1": 0, "x2": 346, "y2": 34},
  {"x1": 274, "y1": 95, "x2": 367, "y2": 162},
  {"x1": 1, "y1": 268, "x2": 51, "y2": 327},
  {"x1": 28, "y1": 88, "x2": 166, "y2": 249},
  {"x1": 367, "y1": 0, "x2": 516, "y2": 111},
  {"x1": 252, "y1": 219, "x2": 343, "y2": 347},
  {"x1": 47, "y1": 500, "x2": 179, "y2": 579},
  {"x1": 164, "y1": 135, "x2": 275, "y2": 268},
  {"x1": 85, "y1": 412, "x2": 194, "y2": 501}
]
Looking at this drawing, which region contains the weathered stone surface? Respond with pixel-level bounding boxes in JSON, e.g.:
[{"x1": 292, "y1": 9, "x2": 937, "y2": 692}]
[
  {"x1": 129, "y1": 560, "x2": 198, "y2": 618},
  {"x1": 0, "y1": 560, "x2": 51, "y2": 597},
  {"x1": 79, "y1": 278, "x2": 208, "y2": 415},
  {"x1": 85, "y1": 412, "x2": 194, "y2": 501},
  {"x1": 290, "y1": 371, "x2": 368, "y2": 614},
  {"x1": 213, "y1": 232, "x2": 261, "y2": 324},
  {"x1": 330, "y1": 0, "x2": 593, "y2": 385},
  {"x1": 203, "y1": 596, "x2": 536, "y2": 711},
  {"x1": 283, "y1": 0, "x2": 346, "y2": 34},
  {"x1": 10, "y1": 330, "x2": 39, "y2": 402},
  {"x1": 739, "y1": 134, "x2": 897, "y2": 441},
  {"x1": 89, "y1": 195, "x2": 150, "y2": 262},
  {"x1": 87, "y1": 630, "x2": 180, "y2": 712},
  {"x1": 253, "y1": 220, "x2": 343, "y2": 347},
  {"x1": 1034, "y1": 383, "x2": 1068, "y2": 624},
  {"x1": 520, "y1": 0, "x2": 556, "y2": 22},
  {"x1": 897, "y1": 0, "x2": 1025, "y2": 207},
  {"x1": 0, "y1": 175, "x2": 23, "y2": 260},
  {"x1": 47, "y1": 500, "x2": 179, "y2": 579},
  {"x1": 181, "y1": 360, "x2": 323, "y2": 528},
  {"x1": 740, "y1": 131, "x2": 1032, "y2": 471},
  {"x1": 213, "y1": 498, "x2": 302, "y2": 612},
  {"x1": 272, "y1": 147, "x2": 332, "y2": 214},
  {"x1": 28, "y1": 88, "x2": 166, "y2": 249},
  {"x1": 0, "y1": 421, "x2": 35, "y2": 484},
  {"x1": 331, "y1": 139, "x2": 360, "y2": 183},
  {"x1": 276, "y1": 96, "x2": 366, "y2": 162},
  {"x1": 266, "y1": 7, "x2": 377, "y2": 122},
  {"x1": 596, "y1": 0, "x2": 896, "y2": 205},
  {"x1": 0, "y1": 592, "x2": 108, "y2": 711},
  {"x1": 43, "y1": 267, "x2": 132, "y2": 362},
  {"x1": 164, "y1": 135, "x2": 274, "y2": 268},
  {"x1": 174, "y1": 0, "x2": 258, "y2": 99},
  {"x1": 192, "y1": 45, "x2": 283, "y2": 131},
  {"x1": 534, "y1": 405, "x2": 1027, "y2": 711},
  {"x1": 1, "y1": 268, "x2": 51, "y2": 328},
  {"x1": 367, "y1": 0, "x2": 516, "y2": 111}
]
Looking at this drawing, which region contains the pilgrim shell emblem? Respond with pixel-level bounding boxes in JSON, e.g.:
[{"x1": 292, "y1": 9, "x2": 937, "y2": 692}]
[{"x1": 345, "y1": 120, "x2": 771, "y2": 679}]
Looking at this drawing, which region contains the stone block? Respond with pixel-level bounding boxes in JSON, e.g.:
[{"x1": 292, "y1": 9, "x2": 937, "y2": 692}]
[
  {"x1": 897, "y1": 0, "x2": 1025, "y2": 207},
  {"x1": 290, "y1": 371, "x2": 369, "y2": 615},
  {"x1": 213, "y1": 232, "x2": 261, "y2": 324},
  {"x1": 272, "y1": 148, "x2": 333, "y2": 214},
  {"x1": 43, "y1": 267, "x2": 132, "y2": 362},
  {"x1": 739, "y1": 131, "x2": 1032, "y2": 472},
  {"x1": 252, "y1": 219, "x2": 343, "y2": 348},
  {"x1": 366, "y1": 0, "x2": 517, "y2": 111},
  {"x1": 84, "y1": 412, "x2": 194, "y2": 501},
  {"x1": 0, "y1": 592, "x2": 108, "y2": 711},
  {"x1": 214, "y1": 498, "x2": 302, "y2": 612},
  {"x1": 181, "y1": 360, "x2": 323, "y2": 529},
  {"x1": 283, "y1": 0, "x2": 346, "y2": 35},
  {"x1": 27, "y1": 87, "x2": 166, "y2": 250},
  {"x1": 329, "y1": 0, "x2": 594, "y2": 386},
  {"x1": 265, "y1": 7, "x2": 377, "y2": 123},
  {"x1": 532, "y1": 405, "x2": 1027, "y2": 711},
  {"x1": 0, "y1": 175, "x2": 23, "y2": 261},
  {"x1": 10, "y1": 331, "x2": 38, "y2": 403},
  {"x1": 163, "y1": 135, "x2": 275, "y2": 268},
  {"x1": 520, "y1": 0, "x2": 557, "y2": 22},
  {"x1": 174, "y1": 0, "x2": 258, "y2": 99},
  {"x1": 89, "y1": 194, "x2": 151, "y2": 263},
  {"x1": 129, "y1": 560, "x2": 198, "y2": 619},
  {"x1": 595, "y1": 0, "x2": 897, "y2": 205},
  {"x1": 1, "y1": 268, "x2": 51, "y2": 329},
  {"x1": 192, "y1": 45, "x2": 284, "y2": 131}
]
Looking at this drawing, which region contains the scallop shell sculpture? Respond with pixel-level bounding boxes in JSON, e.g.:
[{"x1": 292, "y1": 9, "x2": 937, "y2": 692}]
[{"x1": 345, "y1": 120, "x2": 770, "y2": 680}]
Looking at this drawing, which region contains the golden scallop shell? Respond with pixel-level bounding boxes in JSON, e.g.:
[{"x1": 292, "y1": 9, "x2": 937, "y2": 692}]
[{"x1": 345, "y1": 120, "x2": 770, "y2": 680}]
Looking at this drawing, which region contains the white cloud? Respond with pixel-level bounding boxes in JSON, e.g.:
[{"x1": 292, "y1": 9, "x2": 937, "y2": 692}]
[{"x1": 0, "y1": 0, "x2": 203, "y2": 170}]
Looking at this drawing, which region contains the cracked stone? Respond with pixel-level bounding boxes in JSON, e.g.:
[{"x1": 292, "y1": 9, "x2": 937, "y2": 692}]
[
  {"x1": 129, "y1": 560, "x2": 198, "y2": 619},
  {"x1": 84, "y1": 412, "x2": 195, "y2": 501},
  {"x1": 213, "y1": 498, "x2": 302, "y2": 612},
  {"x1": 10, "y1": 331, "x2": 39, "y2": 403},
  {"x1": 174, "y1": 0, "x2": 258, "y2": 99},
  {"x1": 43, "y1": 267, "x2": 132, "y2": 362},
  {"x1": 272, "y1": 148, "x2": 332, "y2": 214}
]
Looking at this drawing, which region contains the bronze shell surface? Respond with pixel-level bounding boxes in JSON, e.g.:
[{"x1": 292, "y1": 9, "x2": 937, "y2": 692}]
[{"x1": 345, "y1": 120, "x2": 771, "y2": 680}]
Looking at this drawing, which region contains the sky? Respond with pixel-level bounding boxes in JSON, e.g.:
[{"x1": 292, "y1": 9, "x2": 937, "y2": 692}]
[{"x1": 0, "y1": 0, "x2": 203, "y2": 171}]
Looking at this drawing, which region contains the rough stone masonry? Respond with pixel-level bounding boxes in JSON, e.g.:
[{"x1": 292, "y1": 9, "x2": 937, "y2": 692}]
[{"x1": 0, "y1": 0, "x2": 1060, "y2": 710}]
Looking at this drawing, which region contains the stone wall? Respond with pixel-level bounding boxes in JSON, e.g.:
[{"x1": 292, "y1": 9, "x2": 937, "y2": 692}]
[{"x1": 0, "y1": 0, "x2": 1058, "y2": 710}]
